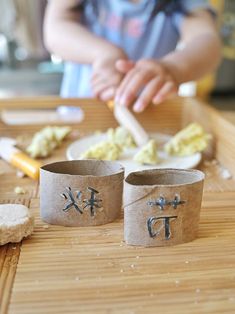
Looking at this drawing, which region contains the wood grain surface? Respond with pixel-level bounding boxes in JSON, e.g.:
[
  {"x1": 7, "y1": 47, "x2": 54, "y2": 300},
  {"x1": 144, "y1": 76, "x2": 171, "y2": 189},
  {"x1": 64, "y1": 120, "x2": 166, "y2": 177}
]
[{"x1": 0, "y1": 97, "x2": 235, "y2": 314}]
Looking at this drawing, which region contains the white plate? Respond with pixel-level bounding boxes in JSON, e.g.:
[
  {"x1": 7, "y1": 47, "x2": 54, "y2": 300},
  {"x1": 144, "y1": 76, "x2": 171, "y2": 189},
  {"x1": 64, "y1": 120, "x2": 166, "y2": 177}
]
[{"x1": 66, "y1": 132, "x2": 201, "y2": 175}]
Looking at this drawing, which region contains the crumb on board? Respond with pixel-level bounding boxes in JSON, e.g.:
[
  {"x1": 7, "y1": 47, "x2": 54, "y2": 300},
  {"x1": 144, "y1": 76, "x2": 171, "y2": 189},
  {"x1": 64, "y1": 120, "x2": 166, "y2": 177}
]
[
  {"x1": 14, "y1": 186, "x2": 26, "y2": 194},
  {"x1": 16, "y1": 170, "x2": 25, "y2": 178},
  {"x1": 220, "y1": 167, "x2": 232, "y2": 180}
]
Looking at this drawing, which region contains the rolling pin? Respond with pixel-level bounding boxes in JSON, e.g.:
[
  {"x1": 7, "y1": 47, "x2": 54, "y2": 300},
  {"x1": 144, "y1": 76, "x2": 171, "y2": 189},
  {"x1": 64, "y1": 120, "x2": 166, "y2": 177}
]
[{"x1": 107, "y1": 101, "x2": 149, "y2": 147}]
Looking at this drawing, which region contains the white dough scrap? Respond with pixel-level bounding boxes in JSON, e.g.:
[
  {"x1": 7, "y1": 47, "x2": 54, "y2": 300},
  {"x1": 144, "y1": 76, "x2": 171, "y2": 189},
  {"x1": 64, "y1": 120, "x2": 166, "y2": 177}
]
[{"x1": 0, "y1": 204, "x2": 34, "y2": 245}]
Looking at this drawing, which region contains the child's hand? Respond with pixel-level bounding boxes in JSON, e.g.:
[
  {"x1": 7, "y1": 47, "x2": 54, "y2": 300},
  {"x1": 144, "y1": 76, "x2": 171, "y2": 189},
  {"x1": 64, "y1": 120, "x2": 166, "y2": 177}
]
[
  {"x1": 115, "y1": 59, "x2": 178, "y2": 112},
  {"x1": 91, "y1": 48, "x2": 128, "y2": 101}
]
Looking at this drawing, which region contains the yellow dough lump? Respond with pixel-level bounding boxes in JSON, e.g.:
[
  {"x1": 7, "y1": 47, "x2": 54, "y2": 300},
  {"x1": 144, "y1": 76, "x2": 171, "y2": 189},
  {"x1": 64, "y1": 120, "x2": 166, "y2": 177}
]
[
  {"x1": 134, "y1": 139, "x2": 159, "y2": 165},
  {"x1": 164, "y1": 123, "x2": 211, "y2": 157},
  {"x1": 107, "y1": 126, "x2": 136, "y2": 148},
  {"x1": 14, "y1": 186, "x2": 26, "y2": 195},
  {"x1": 27, "y1": 126, "x2": 71, "y2": 158},
  {"x1": 80, "y1": 141, "x2": 122, "y2": 161},
  {"x1": 80, "y1": 127, "x2": 135, "y2": 161}
]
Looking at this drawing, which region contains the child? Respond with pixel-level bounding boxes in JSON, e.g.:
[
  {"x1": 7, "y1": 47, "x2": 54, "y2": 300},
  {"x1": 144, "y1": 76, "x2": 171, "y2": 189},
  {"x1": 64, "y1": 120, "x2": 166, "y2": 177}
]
[{"x1": 44, "y1": 0, "x2": 221, "y2": 112}]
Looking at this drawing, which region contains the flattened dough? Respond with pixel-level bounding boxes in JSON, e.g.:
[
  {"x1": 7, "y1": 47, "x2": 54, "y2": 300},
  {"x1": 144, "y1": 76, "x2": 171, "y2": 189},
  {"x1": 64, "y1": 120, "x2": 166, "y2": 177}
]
[{"x1": 0, "y1": 204, "x2": 34, "y2": 245}]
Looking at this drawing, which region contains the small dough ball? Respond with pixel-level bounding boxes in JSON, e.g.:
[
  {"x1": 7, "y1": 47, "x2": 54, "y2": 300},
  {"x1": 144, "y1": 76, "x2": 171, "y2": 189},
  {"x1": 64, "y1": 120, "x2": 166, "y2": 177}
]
[
  {"x1": 0, "y1": 204, "x2": 34, "y2": 245},
  {"x1": 81, "y1": 141, "x2": 122, "y2": 161},
  {"x1": 134, "y1": 139, "x2": 159, "y2": 165},
  {"x1": 14, "y1": 186, "x2": 26, "y2": 195}
]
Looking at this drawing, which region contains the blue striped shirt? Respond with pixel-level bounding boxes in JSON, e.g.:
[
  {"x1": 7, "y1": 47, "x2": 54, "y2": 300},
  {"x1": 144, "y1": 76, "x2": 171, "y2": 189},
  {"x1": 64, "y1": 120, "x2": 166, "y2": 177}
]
[{"x1": 61, "y1": 0, "x2": 214, "y2": 98}]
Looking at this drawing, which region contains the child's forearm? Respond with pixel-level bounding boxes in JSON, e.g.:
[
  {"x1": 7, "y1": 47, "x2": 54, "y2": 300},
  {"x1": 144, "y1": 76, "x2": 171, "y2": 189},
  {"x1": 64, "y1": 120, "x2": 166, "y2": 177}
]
[
  {"x1": 44, "y1": 1, "x2": 122, "y2": 64},
  {"x1": 160, "y1": 10, "x2": 221, "y2": 84},
  {"x1": 160, "y1": 32, "x2": 221, "y2": 84}
]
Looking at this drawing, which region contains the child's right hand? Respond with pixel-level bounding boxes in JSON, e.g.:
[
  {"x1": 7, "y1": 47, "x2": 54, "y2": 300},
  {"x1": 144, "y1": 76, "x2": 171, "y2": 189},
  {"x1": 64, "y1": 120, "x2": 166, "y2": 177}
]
[
  {"x1": 91, "y1": 47, "x2": 128, "y2": 101},
  {"x1": 115, "y1": 59, "x2": 178, "y2": 112}
]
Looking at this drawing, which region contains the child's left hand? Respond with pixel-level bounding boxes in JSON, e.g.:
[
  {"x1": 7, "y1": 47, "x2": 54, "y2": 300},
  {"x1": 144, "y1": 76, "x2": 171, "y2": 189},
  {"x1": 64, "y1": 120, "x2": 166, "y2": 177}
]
[
  {"x1": 91, "y1": 47, "x2": 128, "y2": 101},
  {"x1": 115, "y1": 59, "x2": 178, "y2": 112}
]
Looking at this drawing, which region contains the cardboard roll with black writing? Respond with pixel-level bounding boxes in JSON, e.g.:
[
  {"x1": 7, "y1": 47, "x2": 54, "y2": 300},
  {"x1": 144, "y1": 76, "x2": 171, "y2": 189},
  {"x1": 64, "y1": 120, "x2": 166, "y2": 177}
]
[
  {"x1": 124, "y1": 168, "x2": 205, "y2": 247},
  {"x1": 40, "y1": 160, "x2": 124, "y2": 226}
]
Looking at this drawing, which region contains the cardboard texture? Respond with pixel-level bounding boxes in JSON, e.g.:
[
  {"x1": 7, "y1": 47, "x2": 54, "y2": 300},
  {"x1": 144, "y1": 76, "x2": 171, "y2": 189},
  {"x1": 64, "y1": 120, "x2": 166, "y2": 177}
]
[
  {"x1": 40, "y1": 160, "x2": 124, "y2": 226},
  {"x1": 124, "y1": 168, "x2": 204, "y2": 247}
]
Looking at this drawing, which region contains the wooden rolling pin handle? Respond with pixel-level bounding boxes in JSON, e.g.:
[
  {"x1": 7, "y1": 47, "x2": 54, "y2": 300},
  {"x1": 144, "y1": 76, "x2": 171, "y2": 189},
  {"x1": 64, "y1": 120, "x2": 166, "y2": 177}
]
[
  {"x1": 10, "y1": 152, "x2": 41, "y2": 180},
  {"x1": 114, "y1": 104, "x2": 149, "y2": 147}
]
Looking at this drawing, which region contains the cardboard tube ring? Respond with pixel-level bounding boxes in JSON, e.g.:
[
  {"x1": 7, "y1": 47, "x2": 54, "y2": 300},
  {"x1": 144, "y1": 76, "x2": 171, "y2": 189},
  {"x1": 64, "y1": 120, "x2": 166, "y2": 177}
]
[
  {"x1": 40, "y1": 160, "x2": 124, "y2": 226},
  {"x1": 124, "y1": 168, "x2": 205, "y2": 247}
]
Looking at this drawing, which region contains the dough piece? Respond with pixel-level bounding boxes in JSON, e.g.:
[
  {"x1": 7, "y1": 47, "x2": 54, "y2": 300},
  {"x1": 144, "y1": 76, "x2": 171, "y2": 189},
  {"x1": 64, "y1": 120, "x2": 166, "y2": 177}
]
[
  {"x1": 133, "y1": 139, "x2": 159, "y2": 165},
  {"x1": 14, "y1": 186, "x2": 26, "y2": 194},
  {"x1": 107, "y1": 126, "x2": 136, "y2": 148},
  {"x1": 81, "y1": 141, "x2": 122, "y2": 161},
  {"x1": 164, "y1": 123, "x2": 211, "y2": 156},
  {"x1": 0, "y1": 204, "x2": 34, "y2": 245},
  {"x1": 27, "y1": 126, "x2": 71, "y2": 158}
]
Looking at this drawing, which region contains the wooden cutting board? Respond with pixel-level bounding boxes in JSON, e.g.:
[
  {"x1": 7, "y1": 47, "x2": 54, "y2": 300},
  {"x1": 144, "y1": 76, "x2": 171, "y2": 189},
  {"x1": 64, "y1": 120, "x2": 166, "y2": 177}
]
[{"x1": 0, "y1": 97, "x2": 235, "y2": 314}]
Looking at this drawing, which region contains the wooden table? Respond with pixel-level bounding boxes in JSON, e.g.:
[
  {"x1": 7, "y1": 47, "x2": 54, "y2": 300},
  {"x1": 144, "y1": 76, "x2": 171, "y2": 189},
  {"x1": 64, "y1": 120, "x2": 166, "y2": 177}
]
[{"x1": 0, "y1": 97, "x2": 235, "y2": 314}]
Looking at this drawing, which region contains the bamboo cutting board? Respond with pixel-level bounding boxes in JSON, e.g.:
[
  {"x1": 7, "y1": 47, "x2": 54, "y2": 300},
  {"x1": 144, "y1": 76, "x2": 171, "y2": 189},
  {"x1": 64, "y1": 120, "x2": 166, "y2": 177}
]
[{"x1": 0, "y1": 97, "x2": 235, "y2": 314}]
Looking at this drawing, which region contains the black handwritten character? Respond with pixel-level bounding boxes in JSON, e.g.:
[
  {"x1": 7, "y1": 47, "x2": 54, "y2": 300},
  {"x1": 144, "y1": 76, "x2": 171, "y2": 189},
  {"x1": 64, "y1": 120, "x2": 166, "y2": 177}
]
[
  {"x1": 60, "y1": 187, "x2": 83, "y2": 214},
  {"x1": 83, "y1": 187, "x2": 103, "y2": 217},
  {"x1": 148, "y1": 196, "x2": 168, "y2": 210},
  {"x1": 147, "y1": 216, "x2": 177, "y2": 239},
  {"x1": 146, "y1": 194, "x2": 185, "y2": 239},
  {"x1": 169, "y1": 195, "x2": 185, "y2": 209}
]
